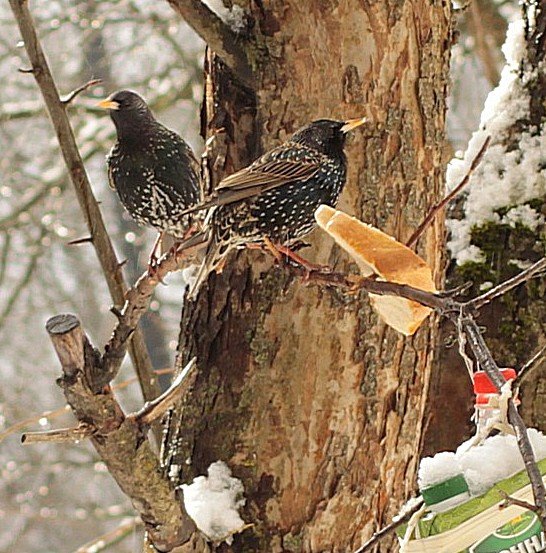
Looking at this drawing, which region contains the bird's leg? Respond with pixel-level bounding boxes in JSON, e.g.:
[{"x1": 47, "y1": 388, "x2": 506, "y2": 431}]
[
  {"x1": 147, "y1": 231, "x2": 168, "y2": 283},
  {"x1": 148, "y1": 232, "x2": 164, "y2": 268},
  {"x1": 262, "y1": 237, "x2": 330, "y2": 277},
  {"x1": 261, "y1": 237, "x2": 284, "y2": 264},
  {"x1": 166, "y1": 223, "x2": 200, "y2": 258}
]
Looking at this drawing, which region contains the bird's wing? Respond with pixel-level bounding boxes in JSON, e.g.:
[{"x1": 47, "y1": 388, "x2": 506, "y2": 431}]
[
  {"x1": 214, "y1": 157, "x2": 320, "y2": 201},
  {"x1": 179, "y1": 146, "x2": 322, "y2": 216}
]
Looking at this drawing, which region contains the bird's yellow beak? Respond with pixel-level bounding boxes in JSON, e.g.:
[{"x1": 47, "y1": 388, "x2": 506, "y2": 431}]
[
  {"x1": 341, "y1": 117, "x2": 367, "y2": 133},
  {"x1": 97, "y1": 98, "x2": 119, "y2": 110}
]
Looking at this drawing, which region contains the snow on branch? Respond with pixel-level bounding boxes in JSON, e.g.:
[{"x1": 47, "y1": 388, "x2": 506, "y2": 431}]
[
  {"x1": 166, "y1": 0, "x2": 254, "y2": 88},
  {"x1": 8, "y1": 0, "x2": 159, "y2": 402}
]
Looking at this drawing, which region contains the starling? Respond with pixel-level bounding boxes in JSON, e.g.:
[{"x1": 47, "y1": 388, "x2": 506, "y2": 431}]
[
  {"x1": 98, "y1": 90, "x2": 202, "y2": 266},
  {"x1": 185, "y1": 117, "x2": 366, "y2": 296}
]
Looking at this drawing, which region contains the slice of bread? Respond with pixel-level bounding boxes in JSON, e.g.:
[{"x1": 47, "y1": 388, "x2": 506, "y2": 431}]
[{"x1": 315, "y1": 205, "x2": 437, "y2": 335}]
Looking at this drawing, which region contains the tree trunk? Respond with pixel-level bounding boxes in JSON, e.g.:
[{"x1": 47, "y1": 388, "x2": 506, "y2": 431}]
[{"x1": 168, "y1": 2, "x2": 451, "y2": 550}]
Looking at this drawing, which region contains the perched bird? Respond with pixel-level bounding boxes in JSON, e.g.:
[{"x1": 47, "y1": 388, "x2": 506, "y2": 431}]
[
  {"x1": 98, "y1": 90, "x2": 202, "y2": 268},
  {"x1": 184, "y1": 117, "x2": 366, "y2": 296}
]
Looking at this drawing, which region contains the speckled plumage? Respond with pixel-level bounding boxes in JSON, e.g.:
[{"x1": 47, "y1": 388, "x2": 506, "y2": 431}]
[
  {"x1": 103, "y1": 90, "x2": 201, "y2": 239},
  {"x1": 189, "y1": 118, "x2": 359, "y2": 296}
]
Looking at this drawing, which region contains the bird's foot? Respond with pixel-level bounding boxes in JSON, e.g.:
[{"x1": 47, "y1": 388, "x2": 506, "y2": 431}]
[
  {"x1": 147, "y1": 257, "x2": 167, "y2": 284},
  {"x1": 262, "y1": 238, "x2": 331, "y2": 277}
]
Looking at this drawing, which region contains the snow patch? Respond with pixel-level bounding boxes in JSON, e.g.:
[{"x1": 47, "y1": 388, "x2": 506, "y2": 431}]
[
  {"x1": 419, "y1": 429, "x2": 546, "y2": 498},
  {"x1": 181, "y1": 461, "x2": 246, "y2": 544}
]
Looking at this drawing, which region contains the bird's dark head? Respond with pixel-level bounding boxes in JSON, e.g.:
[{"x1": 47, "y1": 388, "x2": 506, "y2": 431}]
[
  {"x1": 98, "y1": 90, "x2": 155, "y2": 140},
  {"x1": 290, "y1": 117, "x2": 366, "y2": 156}
]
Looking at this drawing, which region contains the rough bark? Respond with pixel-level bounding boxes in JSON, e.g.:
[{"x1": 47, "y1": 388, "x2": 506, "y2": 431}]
[{"x1": 168, "y1": 2, "x2": 451, "y2": 551}]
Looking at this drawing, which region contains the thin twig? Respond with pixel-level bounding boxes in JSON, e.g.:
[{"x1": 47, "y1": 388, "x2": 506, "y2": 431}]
[
  {"x1": 468, "y1": 257, "x2": 546, "y2": 311},
  {"x1": 132, "y1": 358, "x2": 197, "y2": 426},
  {"x1": 22, "y1": 423, "x2": 94, "y2": 445},
  {"x1": 354, "y1": 498, "x2": 424, "y2": 553},
  {"x1": 0, "y1": 369, "x2": 175, "y2": 444},
  {"x1": 74, "y1": 517, "x2": 140, "y2": 553},
  {"x1": 406, "y1": 136, "x2": 491, "y2": 248},
  {"x1": 61, "y1": 79, "x2": 102, "y2": 105},
  {"x1": 499, "y1": 491, "x2": 540, "y2": 513},
  {"x1": 8, "y1": 0, "x2": 158, "y2": 402},
  {"x1": 514, "y1": 344, "x2": 546, "y2": 387}
]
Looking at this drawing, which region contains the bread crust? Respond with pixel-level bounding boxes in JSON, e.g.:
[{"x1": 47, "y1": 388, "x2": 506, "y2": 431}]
[{"x1": 315, "y1": 205, "x2": 436, "y2": 335}]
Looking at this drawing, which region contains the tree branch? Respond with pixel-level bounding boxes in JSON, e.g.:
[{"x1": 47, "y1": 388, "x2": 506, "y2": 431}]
[
  {"x1": 166, "y1": 0, "x2": 255, "y2": 88},
  {"x1": 515, "y1": 343, "x2": 546, "y2": 387},
  {"x1": 406, "y1": 136, "x2": 491, "y2": 248},
  {"x1": 467, "y1": 257, "x2": 546, "y2": 310},
  {"x1": 459, "y1": 315, "x2": 546, "y2": 530},
  {"x1": 354, "y1": 498, "x2": 424, "y2": 553},
  {"x1": 21, "y1": 423, "x2": 94, "y2": 445},
  {"x1": 101, "y1": 236, "x2": 207, "y2": 385},
  {"x1": 132, "y1": 358, "x2": 198, "y2": 426},
  {"x1": 44, "y1": 313, "x2": 201, "y2": 552},
  {"x1": 8, "y1": 0, "x2": 159, "y2": 402}
]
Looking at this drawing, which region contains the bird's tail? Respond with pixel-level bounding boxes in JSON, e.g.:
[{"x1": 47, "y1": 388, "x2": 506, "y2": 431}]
[{"x1": 188, "y1": 233, "x2": 229, "y2": 299}]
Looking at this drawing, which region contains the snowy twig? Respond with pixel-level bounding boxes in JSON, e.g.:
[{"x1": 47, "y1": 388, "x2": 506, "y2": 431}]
[
  {"x1": 44, "y1": 313, "x2": 200, "y2": 550},
  {"x1": 132, "y1": 358, "x2": 198, "y2": 426},
  {"x1": 166, "y1": 0, "x2": 254, "y2": 88},
  {"x1": 74, "y1": 517, "x2": 141, "y2": 553},
  {"x1": 8, "y1": 0, "x2": 159, "y2": 402},
  {"x1": 406, "y1": 136, "x2": 491, "y2": 249},
  {"x1": 514, "y1": 344, "x2": 546, "y2": 387},
  {"x1": 60, "y1": 78, "x2": 102, "y2": 105},
  {"x1": 467, "y1": 257, "x2": 546, "y2": 311},
  {"x1": 21, "y1": 423, "x2": 94, "y2": 445},
  {"x1": 353, "y1": 498, "x2": 424, "y2": 553}
]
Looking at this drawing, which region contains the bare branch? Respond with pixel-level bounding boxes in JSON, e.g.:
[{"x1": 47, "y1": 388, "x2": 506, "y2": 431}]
[
  {"x1": 22, "y1": 423, "x2": 94, "y2": 445},
  {"x1": 132, "y1": 358, "x2": 198, "y2": 426},
  {"x1": 499, "y1": 491, "x2": 540, "y2": 513},
  {"x1": 167, "y1": 0, "x2": 254, "y2": 88},
  {"x1": 468, "y1": 257, "x2": 546, "y2": 311},
  {"x1": 60, "y1": 78, "x2": 102, "y2": 105},
  {"x1": 45, "y1": 313, "x2": 200, "y2": 551},
  {"x1": 8, "y1": 0, "x2": 159, "y2": 402},
  {"x1": 101, "y1": 235, "x2": 207, "y2": 384},
  {"x1": 0, "y1": 369, "x2": 175, "y2": 444},
  {"x1": 354, "y1": 498, "x2": 424, "y2": 553},
  {"x1": 74, "y1": 517, "x2": 140, "y2": 553},
  {"x1": 515, "y1": 343, "x2": 546, "y2": 387},
  {"x1": 406, "y1": 136, "x2": 491, "y2": 248}
]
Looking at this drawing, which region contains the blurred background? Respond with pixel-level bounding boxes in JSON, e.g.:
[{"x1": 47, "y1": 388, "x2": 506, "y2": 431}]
[{"x1": 0, "y1": 0, "x2": 518, "y2": 551}]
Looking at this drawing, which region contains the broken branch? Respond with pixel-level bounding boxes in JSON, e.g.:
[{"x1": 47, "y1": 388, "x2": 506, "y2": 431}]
[
  {"x1": 22, "y1": 423, "x2": 93, "y2": 445},
  {"x1": 45, "y1": 313, "x2": 200, "y2": 551}
]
